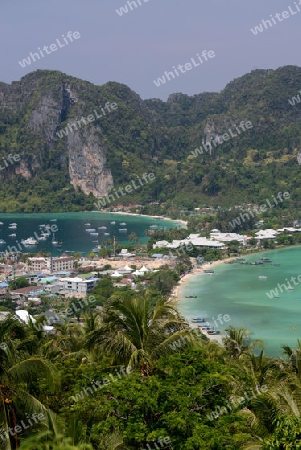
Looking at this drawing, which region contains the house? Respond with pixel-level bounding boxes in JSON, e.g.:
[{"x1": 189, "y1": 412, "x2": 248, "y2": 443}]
[
  {"x1": 255, "y1": 229, "x2": 278, "y2": 241},
  {"x1": 119, "y1": 249, "x2": 135, "y2": 257},
  {"x1": 210, "y1": 231, "x2": 247, "y2": 245},
  {"x1": 151, "y1": 253, "x2": 164, "y2": 259},
  {"x1": 10, "y1": 286, "x2": 44, "y2": 302},
  {"x1": 58, "y1": 277, "x2": 98, "y2": 294}
]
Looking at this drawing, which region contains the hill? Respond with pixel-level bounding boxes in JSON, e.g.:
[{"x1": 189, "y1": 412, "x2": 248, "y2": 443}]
[{"x1": 0, "y1": 66, "x2": 300, "y2": 213}]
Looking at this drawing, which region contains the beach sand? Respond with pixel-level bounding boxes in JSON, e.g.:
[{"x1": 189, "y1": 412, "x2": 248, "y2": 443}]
[
  {"x1": 168, "y1": 257, "x2": 236, "y2": 343},
  {"x1": 92, "y1": 210, "x2": 188, "y2": 228},
  {"x1": 169, "y1": 257, "x2": 235, "y2": 305}
]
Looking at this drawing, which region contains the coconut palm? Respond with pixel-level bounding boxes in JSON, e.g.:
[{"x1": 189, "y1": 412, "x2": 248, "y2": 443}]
[
  {"x1": 86, "y1": 295, "x2": 200, "y2": 375},
  {"x1": 224, "y1": 326, "x2": 263, "y2": 359},
  {"x1": 282, "y1": 339, "x2": 301, "y2": 377},
  {"x1": 18, "y1": 431, "x2": 92, "y2": 450},
  {"x1": 242, "y1": 378, "x2": 301, "y2": 449},
  {"x1": 0, "y1": 318, "x2": 59, "y2": 449}
]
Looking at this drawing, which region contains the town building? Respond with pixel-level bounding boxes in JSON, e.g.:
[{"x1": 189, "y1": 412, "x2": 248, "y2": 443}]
[
  {"x1": 58, "y1": 277, "x2": 98, "y2": 294},
  {"x1": 28, "y1": 255, "x2": 75, "y2": 273}
]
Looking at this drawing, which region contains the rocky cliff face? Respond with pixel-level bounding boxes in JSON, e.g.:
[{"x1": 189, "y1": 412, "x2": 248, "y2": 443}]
[
  {"x1": 0, "y1": 72, "x2": 116, "y2": 197},
  {"x1": 67, "y1": 128, "x2": 113, "y2": 197},
  {"x1": 0, "y1": 67, "x2": 301, "y2": 213}
]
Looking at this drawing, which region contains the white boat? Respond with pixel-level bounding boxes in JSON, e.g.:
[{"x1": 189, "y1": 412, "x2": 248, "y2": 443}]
[
  {"x1": 104, "y1": 233, "x2": 110, "y2": 236},
  {"x1": 119, "y1": 228, "x2": 127, "y2": 232},
  {"x1": 258, "y1": 276, "x2": 267, "y2": 279},
  {"x1": 0, "y1": 222, "x2": 3, "y2": 225},
  {"x1": 22, "y1": 237, "x2": 38, "y2": 245},
  {"x1": 120, "y1": 222, "x2": 127, "y2": 226},
  {"x1": 84, "y1": 223, "x2": 91, "y2": 226},
  {"x1": 0, "y1": 239, "x2": 6, "y2": 244},
  {"x1": 41, "y1": 233, "x2": 50, "y2": 237},
  {"x1": 9, "y1": 234, "x2": 16, "y2": 237},
  {"x1": 288, "y1": 287, "x2": 294, "y2": 290},
  {"x1": 110, "y1": 221, "x2": 116, "y2": 225},
  {"x1": 8, "y1": 225, "x2": 17, "y2": 230},
  {"x1": 52, "y1": 234, "x2": 58, "y2": 245},
  {"x1": 90, "y1": 232, "x2": 99, "y2": 237},
  {"x1": 98, "y1": 226, "x2": 107, "y2": 230},
  {"x1": 86, "y1": 228, "x2": 96, "y2": 232},
  {"x1": 50, "y1": 219, "x2": 57, "y2": 222},
  {"x1": 37, "y1": 236, "x2": 47, "y2": 241}
]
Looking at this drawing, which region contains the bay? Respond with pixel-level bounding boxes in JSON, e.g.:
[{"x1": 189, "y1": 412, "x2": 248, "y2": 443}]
[
  {"x1": 0, "y1": 212, "x2": 181, "y2": 257},
  {"x1": 179, "y1": 246, "x2": 301, "y2": 356}
]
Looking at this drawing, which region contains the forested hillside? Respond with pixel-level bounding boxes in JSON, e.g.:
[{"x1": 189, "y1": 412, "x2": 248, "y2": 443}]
[{"x1": 0, "y1": 66, "x2": 300, "y2": 213}]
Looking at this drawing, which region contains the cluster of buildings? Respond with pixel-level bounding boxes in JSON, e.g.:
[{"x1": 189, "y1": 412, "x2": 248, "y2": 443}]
[
  {"x1": 153, "y1": 230, "x2": 247, "y2": 251},
  {"x1": 153, "y1": 227, "x2": 301, "y2": 252},
  {"x1": 0, "y1": 252, "x2": 162, "y2": 310}
]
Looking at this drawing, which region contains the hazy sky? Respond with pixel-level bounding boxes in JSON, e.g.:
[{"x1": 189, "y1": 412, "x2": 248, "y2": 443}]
[{"x1": 1, "y1": 0, "x2": 300, "y2": 100}]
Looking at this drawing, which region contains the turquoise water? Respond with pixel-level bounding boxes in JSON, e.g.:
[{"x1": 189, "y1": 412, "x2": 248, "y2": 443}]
[
  {"x1": 0, "y1": 212, "x2": 181, "y2": 256},
  {"x1": 179, "y1": 247, "x2": 301, "y2": 356}
]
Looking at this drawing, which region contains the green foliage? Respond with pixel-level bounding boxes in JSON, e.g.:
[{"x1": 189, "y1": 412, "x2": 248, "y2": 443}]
[
  {"x1": 9, "y1": 277, "x2": 30, "y2": 290},
  {"x1": 0, "y1": 67, "x2": 301, "y2": 214}
]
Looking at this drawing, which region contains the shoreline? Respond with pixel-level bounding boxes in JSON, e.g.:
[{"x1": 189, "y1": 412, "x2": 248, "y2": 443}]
[
  {"x1": 169, "y1": 245, "x2": 301, "y2": 343},
  {"x1": 172, "y1": 244, "x2": 300, "y2": 305},
  {"x1": 92, "y1": 210, "x2": 188, "y2": 228},
  {"x1": 169, "y1": 257, "x2": 234, "y2": 306}
]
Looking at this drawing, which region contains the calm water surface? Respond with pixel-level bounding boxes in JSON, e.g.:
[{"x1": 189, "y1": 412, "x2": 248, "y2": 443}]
[
  {"x1": 179, "y1": 247, "x2": 301, "y2": 356},
  {"x1": 0, "y1": 212, "x2": 181, "y2": 256}
]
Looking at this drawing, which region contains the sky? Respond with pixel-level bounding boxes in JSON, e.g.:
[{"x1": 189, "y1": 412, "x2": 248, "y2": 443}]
[{"x1": 0, "y1": 0, "x2": 300, "y2": 100}]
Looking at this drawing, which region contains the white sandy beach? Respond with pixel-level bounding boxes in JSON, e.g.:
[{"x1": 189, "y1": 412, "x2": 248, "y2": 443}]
[
  {"x1": 168, "y1": 257, "x2": 236, "y2": 343},
  {"x1": 91, "y1": 210, "x2": 188, "y2": 228}
]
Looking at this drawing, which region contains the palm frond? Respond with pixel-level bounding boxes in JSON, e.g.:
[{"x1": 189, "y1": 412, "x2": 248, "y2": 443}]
[{"x1": 8, "y1": 358, "x2": 56, "y2": 390}]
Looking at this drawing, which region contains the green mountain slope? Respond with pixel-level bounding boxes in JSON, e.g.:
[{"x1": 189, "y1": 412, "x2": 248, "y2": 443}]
[{"x1": 0, "y1": 66, "x2": 300, "y2": 213}]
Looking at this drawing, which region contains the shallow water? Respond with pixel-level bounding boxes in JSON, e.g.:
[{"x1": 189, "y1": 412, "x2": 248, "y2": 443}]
[{"x1": 179, "y1": 247, "x2": 301, "y2": 356}]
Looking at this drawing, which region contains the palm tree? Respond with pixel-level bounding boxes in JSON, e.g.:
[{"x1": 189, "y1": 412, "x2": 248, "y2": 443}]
[
  {"x1": 18, "y1": 431, "x2": 93, "y2": 450},
  {"x1": 86, "y1": 295, "x2": 200, "y2": 375},
  {"x1": 224, "y1": 326, "x2": 263, "y2": 359},
  {"x1": 128, "y1": 232, "x2": 139, "y2": 252},
  {"x1": 242, "y1": 385, "x2": 301, "y2": 449},
  {"x1": 0, "y1": 318, "x2": 59, "y2": 449},
  {"x1": 282, "y1": 339, "x2": 301, "y2": 377}
]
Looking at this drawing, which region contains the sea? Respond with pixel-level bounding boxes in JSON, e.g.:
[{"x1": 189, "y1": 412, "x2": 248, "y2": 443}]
[
  {"x1": 179, "y1": 246, "x2": 301, "y2": 356},
  {"x1": 0, "y1": 212, "x2": 181, "y2": 257}
]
